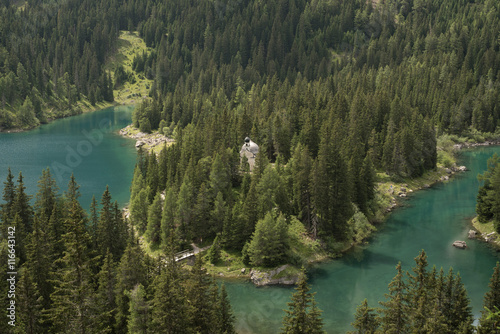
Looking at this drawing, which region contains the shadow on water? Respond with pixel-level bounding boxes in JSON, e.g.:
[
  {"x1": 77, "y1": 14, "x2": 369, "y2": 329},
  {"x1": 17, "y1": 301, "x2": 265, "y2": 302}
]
[{"x1": 341, "y1": 248, "x2": 403, "y2": 269}]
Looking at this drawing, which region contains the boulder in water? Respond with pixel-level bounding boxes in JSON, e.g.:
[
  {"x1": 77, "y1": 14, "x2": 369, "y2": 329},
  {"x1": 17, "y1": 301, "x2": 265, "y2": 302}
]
[
  {"x1": 453, "y1": 240, "x2": 467, "y2": 249},
  {"x1": 468, "y1": 230, "x2": 477, "y2": 239}
]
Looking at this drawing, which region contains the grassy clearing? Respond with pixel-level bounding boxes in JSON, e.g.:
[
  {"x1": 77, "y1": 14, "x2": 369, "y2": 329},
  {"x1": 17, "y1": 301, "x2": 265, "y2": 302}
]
[
  {"x1": 205, "y1": 249, "x2": 250, "y2": 278},
  {"x1": 106, "y1": 31, "x2": 153, "y2": 105}
]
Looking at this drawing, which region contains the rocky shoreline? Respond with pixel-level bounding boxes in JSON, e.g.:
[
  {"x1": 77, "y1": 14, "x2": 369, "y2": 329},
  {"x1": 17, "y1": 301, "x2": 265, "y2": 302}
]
[
  {"x1": 119, "y1": 125, "x2": 174, "y2": 151},
  {"x1": 249, "y1": 265, "x2": 299, "y2": 286},
  {"x1": 453, "y1": 139, "x2": 500, "y2": 150}
]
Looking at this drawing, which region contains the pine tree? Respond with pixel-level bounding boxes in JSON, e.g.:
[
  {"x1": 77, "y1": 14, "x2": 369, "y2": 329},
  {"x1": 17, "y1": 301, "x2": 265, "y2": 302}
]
[
  {"x1": 16, "y1": 264, "x2": 43, "y2": 334},
  {"x1": 290, "y1": 144, "x2": 313, "y2": 233},
  {"x1": 150, "y1": 256, "x2": 191, "y2": 333},
  {"x1": 127, "y1": 283, "x2": 149, "y2": 334},
  {"x1": 89, "y1": 195, "x2": 99, "y2": 251},
  {"x1": 281, "y1": 267, "x2": 325, "y2": 334},
  {"x1": 207, "y1": 234, "x2": 221, "y2": 264},
  {"x1": 349, "y1": 299, "x2": 379, "y2": 334},
  {"x1": 210, "y1": 191, "x2": 227, "y2": 237},
  {"x1": 248, "y1": 212, "x2": 289, "y2": 267},
  {"x1": 34, "y1": 168, "x2": 59, "y2": 224},
  {"x1": 185, "y1": 255, "x2": 217, "y2": 333},
  {"x1": 146, "y1": 152, "x2": 159, "y2": 202},
  {"x1": 97, "y1": 186, "x2": 113, "y2": 258},
  {"x1": 23, "y1": 216, "x2": 53, "y2": 324},
  {"x1": 145, "y1": 192, "x2": 162, "y2": 244},
  {"x1": 209, "y1": 153, "x2": 230, "y2": 198},
  {"x1": 378, "y1": 262, "x2": 408, "y2": 333},
  {"x1": 130, "y1": 166, "x2": 145, "y2": 202},
  {"x1": 176, "y1": 178, "x2": 194, "y2": 245},
  {"x1": 47, "y1": 201, "x2": 93, "y2": 334},
  {"x1": 0, "y1": 168, "x2": 15, "y2": 236},
  {"x1": 479, "y1": 262, "x2": 500, "y2": 333},
  {"x1": 64, "y1": 174, "x2": 86, "y2": 228},
  {"x1": 311, "y1": 128, "x2": 352, "y2": 240},
  {"x1": 115, "y1": 238, "x2": 147, "y2": 334},
  {"x1": 130, "y1": 187, "x2": 150, "y2": 234},
  {"x1": 161, "y1": 187, "x2": 178, "y2": 253},
  {"x1": 406, "y1": 250, "x2": 430, "y2": 333},
  {"x1": 92, "y1": 250, "x2": 116, "y2": 334},
  {"x1": 12, "y1": 172, "x2": 34, "y2": 251},
  {"x1": 442, "y1": 269, "x2": 473, "y2": 333},
  {"x1": 256, "y1": 164, "x2": 287, "y2": 218},
  {"x1": 217, "y1": 284, "x2": 236, "y2": 334}
]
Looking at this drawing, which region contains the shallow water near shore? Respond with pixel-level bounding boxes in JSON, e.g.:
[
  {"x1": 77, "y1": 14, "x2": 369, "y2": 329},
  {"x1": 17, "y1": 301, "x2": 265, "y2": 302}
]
[
  {"x1": 225, "y1": 146, "x2": 500, "y2": 333},
  {"x1": 0, "y1": 106, "x2": 137, "y2": 209}
]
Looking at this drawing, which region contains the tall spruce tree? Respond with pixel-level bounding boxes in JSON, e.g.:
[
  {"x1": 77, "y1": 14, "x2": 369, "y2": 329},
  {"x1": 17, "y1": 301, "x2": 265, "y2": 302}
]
[
  {"x1": 311, "y1": 127, "x2": 352, "y2": 240},
  {"x1": 92, "y1": 250, "x2": 117, "y2": 333},
  {"x1": 114, "y1": 238, "x2": 147, "y2": 334},
  {"x1": 349, "y1": 299, "x2": 379, "y2": 334},
  {"x1": 479, "y1": 262, "x2": 500, "y2": 333},
  {"x1": 145, "y1": 192, "x2": 163, "y2": 244},
  {"x1": 127, "y1": 283, "x2": 149, "y2": 334},
  {"x1": 217, "y1": 284, "x2": 236, "y2": 334},
  {"x1": 0, "y1": 168, "x2": 16, "y2": 231},
  {"x1": 378, "y1": 262, "x2": 408, "y2": 333},
  {"x1": 34, "y1": 168, "x2": 59, "y2": 224},
  {"x1": 281, "y1": 267, "x2": 325, "y2": 334},
  {"x1": 150, "y1": 255, "x2": 191, "y2": 333},
  {"x1": 47, "y1": 200, "x2": 93, "y2": 334}
]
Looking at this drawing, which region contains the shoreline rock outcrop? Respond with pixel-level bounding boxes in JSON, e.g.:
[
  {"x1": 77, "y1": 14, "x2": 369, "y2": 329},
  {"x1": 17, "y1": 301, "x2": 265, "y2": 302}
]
[
  {"x1": 119, "y1": 125, "x2": 174, "y2": 151},
  {"x1": 250, "y1": 265, "x2": 299, "y2": 286}
]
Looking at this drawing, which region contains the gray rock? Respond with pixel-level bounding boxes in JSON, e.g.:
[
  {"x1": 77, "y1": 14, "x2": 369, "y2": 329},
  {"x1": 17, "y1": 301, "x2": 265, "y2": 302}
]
[
  {"x1": 241, "y1": 268, "x2": 246, "y2": 274},
  {"x1": 452, "y1": 240, "x2": 467, "y2": 249},
  {"x1": 468, "y1": 230, "x2": 477, "y2": 239},
  {"x1": 135, "y1": 140, "x2": 145, "y2": 148},
  {"x1": 250, "y1": 265, "x2": 299, "y2": 286}
]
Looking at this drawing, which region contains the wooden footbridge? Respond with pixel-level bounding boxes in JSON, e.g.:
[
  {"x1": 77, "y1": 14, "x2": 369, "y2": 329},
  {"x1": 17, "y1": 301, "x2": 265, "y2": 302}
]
[{"x1": 173, "y1": 244, "x2": 210, "y2": 262}]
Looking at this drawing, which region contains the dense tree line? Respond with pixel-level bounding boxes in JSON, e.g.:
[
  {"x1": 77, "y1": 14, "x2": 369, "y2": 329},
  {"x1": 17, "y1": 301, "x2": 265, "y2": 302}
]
[
  {"x1": 350, "y1": 250, "x2": 500, "y2": 333},
  {"x1": 476, "y1": 153, "x2": 500, "y2": 232},
  {"x1": 0, "y1": 168, "x2": 235, "y2": 333}
]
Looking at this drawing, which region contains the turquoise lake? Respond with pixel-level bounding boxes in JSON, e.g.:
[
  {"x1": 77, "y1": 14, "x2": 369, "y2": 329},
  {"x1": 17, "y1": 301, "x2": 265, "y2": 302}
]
[
  {"x1": 0, "y1": 106, "x2": 137, "y2": 209},
  {"x1": 1, "y1": 107, "x2": 500, "y2": 333},
  {"x1": 225, "y1": 146, "x2": 500, "y2": 333}
]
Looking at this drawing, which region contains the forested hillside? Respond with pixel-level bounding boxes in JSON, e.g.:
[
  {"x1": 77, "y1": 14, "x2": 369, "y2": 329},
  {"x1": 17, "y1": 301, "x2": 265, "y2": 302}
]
[
  {"x1": 127, "y1": 0, "x2": 500, "y2": 262},
  {"x1": 0, "y1": 0, "x2": 144, "y2": 129},
  {"x1": 0, "y1": 168, "x2": 235, "y2": 333}
]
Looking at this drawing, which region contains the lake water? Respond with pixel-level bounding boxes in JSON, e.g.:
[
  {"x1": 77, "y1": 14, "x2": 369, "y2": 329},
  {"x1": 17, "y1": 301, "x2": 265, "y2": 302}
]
[
  {"x1": 225, "y1": 146, "x2": 500, "y2": 333},
  {"x1": 0, "y1": 106, "x2": 137, "y2": 209},
  {"x1": 1, "y1": 108, "x2": 499, "y2": 333}
]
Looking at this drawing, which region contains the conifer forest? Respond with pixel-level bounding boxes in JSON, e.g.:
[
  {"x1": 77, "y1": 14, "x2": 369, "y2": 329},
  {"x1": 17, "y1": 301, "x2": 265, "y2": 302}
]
[{"x1": 1, "y1": 0, "x2": 500, "y2": 332}]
